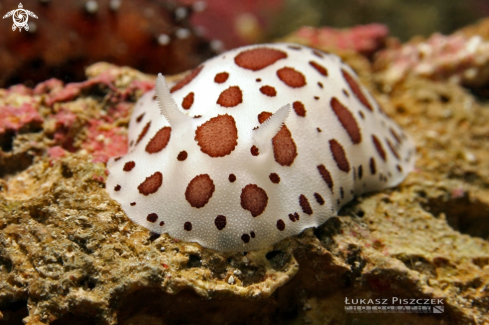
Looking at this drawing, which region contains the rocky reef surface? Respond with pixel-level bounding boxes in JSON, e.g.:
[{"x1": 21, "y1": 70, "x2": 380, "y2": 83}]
[{"x1": 1, "y1": 20, "x2": 489, "y2": 325}]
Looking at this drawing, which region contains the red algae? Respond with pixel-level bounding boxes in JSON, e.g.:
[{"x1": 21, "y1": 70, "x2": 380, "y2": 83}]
[
  {"x1": 0, "y1": 104, "x2": 43, "y2": 134},
  {"x1": 281, "y1": 24, "x2": 389, "y2": 57}
]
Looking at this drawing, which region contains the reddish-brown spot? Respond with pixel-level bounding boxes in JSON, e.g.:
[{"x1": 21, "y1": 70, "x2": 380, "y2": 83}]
[
  {"x1": 277, "y1": 67, "x2": 306, "y2": 88},
  {"x1": 136, "y1": 122, "x2": 151, "y2": 145},
  {"x1": 330, "y1": 97, "x2": 361, "y2": 144},
  {"x1": 234, "y1": 47, "x2": 287, "y2": 71},
  {"x1": 299, "y1": 194, "x2": 313, "y2": 215},
  {"x1": 288, "y1": 212, "x2": 299, "y2": 222},
  {"x1": 123, "y1": 161, "x2": 135, "y2": 171},
  {"x1": 317, "y1": 164, "x2": 334, "y2": 191},
  {"x1": 114, "y1": 156, "x2": 122, "y2": 161},
  {"x1": 241, "y1": 234, "x2": 250, "y2": 243},
  {"x1": 228, "y1": 174, "x2": 236, "y2": 182},
  {"x1": 170, "y1": 66, "x2": 203, "y2": 92},
  {"x1": 389, "y1": 127, "x2": 402, "y2": 144},
  {"x1": 273, "y1": 126, "x2": 297, "y2": 166},
  {"x1": 217, "y1": 86, "x2": 243, "y2": 107},
  {"x1": 372, "y1": 135, "x2": 386, "y2": 161},
  {"x1": 256, "y1": 78, "x2": 261, "y2": 82},
  {"x1": 341, "y1": 69, "x2": 373, "y2": 112},
  {"x1": 195, "y1": 114, "x2": 238, "y2": 157},
  {"x1": 177, "y1": 151, "x2": 188, "y2": 161},
  {"x1": 358, "y1": 165, "x2": 363, "y2": 179},
  {"x1": 288, "y1": 45, "x2": 302, "y2": 50},
  {"x1": 358, "y1": 111, "x2": 365, "y2": 119},
  {"x1": 250, "y1": 231, "x2": 256, "y2": 238},
  {"x1": 370, "y1": 157, "x2": 376, "y2": 175},
  {"x1": 159, "y1": 221, "x2": 165, "y2": 226},
  {"x1": 146, "y1": 127, "x2": 171, "y2": 154},
  {"x1": 317, "y1": 128, "x2": 322, "y2": 132},
  {"x1": 343, "y1": 89, "x2": 350, "y2": 97},
  {"x1": 309, "y1": 61, "x2": 328, "y2": 76},
  {"x1": 318, "y1": 82, "x2": 323, "y2": 88},
  {"x1": 269, "y1": 173, "x2": 280, "y2": 184},
  {"x1": 250, "y1": 145, "x2": 259, "y2": 156},
  {"x1": 257, "y1": 111, "x2": 272, "y2": 124},
  {"x1": 314, "y1": 193, "x2": 325, "y2": 205},
  {"x1": 215, "y1": 215, "x2": 226, "y2": 230},
  {"x1": 258, "y1": 111, "x2": 298, "y2": 166},
  {"x1": 147, "y1": 213, "x2": 158, "y2": 223},
  {"x1": 184, "y1": 221, "x2": 192, "y2": 231},
  {"x1": 152, "y1": 95, "x2": 157, "y2": 100},
  {"x1": 260, "y1": 85, "x2": 277, "y2": 97},
  {"x1": 182, "y1": 92, "x2": 194, "y2": 110},
  {"x1": 136, "y1": 113, "x2": 145, "y2": 123},
  {"x1": 214, "y1": 72, "x2": 229, "y2": 84},
  {"x1": 396, "y1": 165, "x2": 403, "y2": 172},
  {"x1": 240, "y1": 184, "x2": 268, "y2": 217},
  {"x1": 130, "y1": 202, "x2": 136, "y2": 206},
  {"x1": 185, "y1": 174, "x2": 215, "y2": 208},
  {"x1": 293, "y1": 101, "x2": 306, "y2": 117},
  {"x1": 329, "y1": 139, "x2": 350, "y2": 172},
  {"x1": 129, "y1": 140, "x2": 134, "y2": 147},
  {"x1": 193, "y1": 115, "x2": 202, "y2": 119},
  {"x1": 114, "y1": 185, "x2": 121, "y2": 191},
  {"x1": 138, "y1": 172, "x2": 163, "y2": 195},
  {"x1": 312, "y1": 50, "x2": 325, "y2": 58},
  {"x1": 314, "y1": 96, "x2": 320, "y2": 100},
  {"x1": 386, "y1": 139, "x2": 400, "y2": 160},
  {"x1": 276, "y1": 219, "x2": 285, "y2": 231}
]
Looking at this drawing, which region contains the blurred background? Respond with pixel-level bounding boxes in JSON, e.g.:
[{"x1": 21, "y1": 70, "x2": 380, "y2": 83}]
[{"x1": 0, "y1": 0, "x2": 488, "y2": 88}]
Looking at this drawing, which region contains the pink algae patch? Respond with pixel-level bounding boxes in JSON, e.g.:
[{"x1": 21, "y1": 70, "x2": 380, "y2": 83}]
[
  {"x1": 0, "y1": 104, "x2": 43, "y2": 135},
  {"x1": 47, "y1": 146, "x2": 67, "y2": 160},
  {"x1": 291, "y1": 24, "x2": 389, "y2": 57},
  {"x1": 40, "y1": 72, "x2": 154, "y2": 107},
  {"x1": 84, "y1": 120, "x2": 128, "y2": 163},
  {"x1": 33, "y1": 78, "x2": 64, "y2": 95}
]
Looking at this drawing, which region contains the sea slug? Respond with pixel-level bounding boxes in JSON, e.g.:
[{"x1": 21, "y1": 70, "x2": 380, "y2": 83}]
[{"x1": 106, "y1": 43, "x2": 415, "y2": 251}]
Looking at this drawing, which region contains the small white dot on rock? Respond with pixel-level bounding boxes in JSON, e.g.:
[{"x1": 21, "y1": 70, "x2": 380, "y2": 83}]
[
  {"x1": 28, "y1": 21, "x2": 37, "y2": 33},
  {"x1": 192, "y1": 1, "x2": 206, "y2": 12},
  {"x1": 228, "y1": 275, "x2": 235, "y2": 284},
  {"x1": 109, "y1": 0, "x2": 121, "y2": 11},
  {"x1": 464, "y1": 151, "x2": 477, "y2": 163},
  {"x1": 210, "y1": 39, "x2": 224, "y2": 52},
  {"x1": 85, "y1": 0, "x2": 99, "y2": 14},
  {"x1": 158, "y1": 34, "x2": 170, "y2": 46},
  {"x1": 174, "y1": 7, "x2": 187, "y2": 20},
  {"x1": 175, "y1": 28, "x2": 190, "y2": 39}
]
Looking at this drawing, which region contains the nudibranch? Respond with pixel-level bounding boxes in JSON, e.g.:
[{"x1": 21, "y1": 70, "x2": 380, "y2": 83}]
[{"x1": 106, "y1": 43, "x2": 415, "y2": 252}]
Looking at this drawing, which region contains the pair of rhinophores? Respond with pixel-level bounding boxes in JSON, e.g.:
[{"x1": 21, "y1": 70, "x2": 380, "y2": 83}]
[{"x1": 106, "y1": 43, "x2": 415, "y2": 252}]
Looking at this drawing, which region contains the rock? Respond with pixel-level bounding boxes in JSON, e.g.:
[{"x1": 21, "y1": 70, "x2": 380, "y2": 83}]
[
  {"x1": 1, "y1": 25, "x2": 489, "y2": 325},
  {"x1": 373, "y1": 18, "x2": 489, "y2": 90}
]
